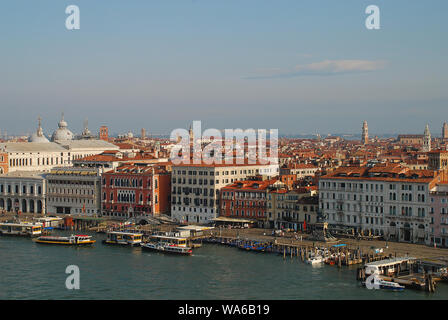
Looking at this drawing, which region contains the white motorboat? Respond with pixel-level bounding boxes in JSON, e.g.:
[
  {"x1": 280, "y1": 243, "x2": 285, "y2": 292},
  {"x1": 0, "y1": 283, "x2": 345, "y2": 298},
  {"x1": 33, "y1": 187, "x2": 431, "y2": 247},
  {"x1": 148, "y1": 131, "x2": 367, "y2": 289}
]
[
  {"x1": 0, "y1": 221, "x2": 43, "y2": 237},
  {"x1": 306, "y1": 255, "x2": 324, "y2": 265},
  {"x1": 363, "y1": 273, "x2": 405, "y2": 291}
]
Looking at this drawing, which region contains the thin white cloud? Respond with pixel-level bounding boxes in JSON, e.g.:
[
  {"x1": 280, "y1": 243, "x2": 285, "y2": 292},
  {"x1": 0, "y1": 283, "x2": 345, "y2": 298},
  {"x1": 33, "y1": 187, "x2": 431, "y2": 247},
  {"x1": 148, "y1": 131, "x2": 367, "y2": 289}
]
[{"x1": 244, "y1": 59, "x2": 387, "y2": 79}]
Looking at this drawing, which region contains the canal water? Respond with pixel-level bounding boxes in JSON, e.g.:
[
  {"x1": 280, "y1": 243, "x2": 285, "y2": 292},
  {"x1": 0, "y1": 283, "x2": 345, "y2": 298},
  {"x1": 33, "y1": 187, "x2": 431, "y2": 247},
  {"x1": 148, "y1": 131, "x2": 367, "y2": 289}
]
[{"x1": 1, "y1": 231, "x2": 448, "y2": 300}]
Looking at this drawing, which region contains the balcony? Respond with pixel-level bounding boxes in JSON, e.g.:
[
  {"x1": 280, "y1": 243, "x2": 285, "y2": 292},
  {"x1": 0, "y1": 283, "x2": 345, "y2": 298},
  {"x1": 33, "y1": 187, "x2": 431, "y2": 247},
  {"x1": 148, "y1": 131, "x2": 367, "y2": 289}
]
[
  {"x1": 386, "y1": 215, "x2": 427, "y2": 223},
  {"x1": 47, "y1": 192, "x2": 94, "y2": 199}
]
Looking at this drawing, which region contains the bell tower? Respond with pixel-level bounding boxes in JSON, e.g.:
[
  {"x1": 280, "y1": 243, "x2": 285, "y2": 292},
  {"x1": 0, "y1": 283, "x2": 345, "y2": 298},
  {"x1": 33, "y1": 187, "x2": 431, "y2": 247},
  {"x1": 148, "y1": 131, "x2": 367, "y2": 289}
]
[
  {"x1": 362, "y1": 121, "x2": 369, "y2": 145},
  {"x1": 99, "y1": 126, "x2": 109, "y2": 141},
  {"x1": 423, "y1": 124, "x2": 431, "y2": 152}
]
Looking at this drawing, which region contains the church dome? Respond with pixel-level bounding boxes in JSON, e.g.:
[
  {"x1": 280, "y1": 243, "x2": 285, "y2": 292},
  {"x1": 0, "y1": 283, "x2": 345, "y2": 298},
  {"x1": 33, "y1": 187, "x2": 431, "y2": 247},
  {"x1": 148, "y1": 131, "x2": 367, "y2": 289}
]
[
  {"x1": 51, "y1": 113, "x2": 74, "y2": 141},
  {"x1": 29, "y1": 133, "x2": 50, "y2": 143},
  {"x1": 29, "y1": 116, "x2": 50, "y2": 143}
]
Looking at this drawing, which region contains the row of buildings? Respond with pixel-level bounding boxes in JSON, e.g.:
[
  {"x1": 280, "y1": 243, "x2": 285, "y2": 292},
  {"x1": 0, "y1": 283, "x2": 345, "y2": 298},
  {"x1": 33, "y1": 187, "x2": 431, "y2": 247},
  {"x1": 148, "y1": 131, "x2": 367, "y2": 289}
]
[
  {"x1": 319, "y1": 150, "x2": 448, "y2": 247},
  {"x1": 2, "y1": 118, "x2": 448, "y2": 248},
  {"x1": 0, "y1": 115, "x2": 173, "y2": 218},
  {"x1": 0, "y1": 141, "x2": 322, "y2": 231},
  {"x1": 0, "y1": 162, "x2": 172, "y2": 217},
  {"x1": 220, "y1": 179, "x2": 318, "y2": 229}
]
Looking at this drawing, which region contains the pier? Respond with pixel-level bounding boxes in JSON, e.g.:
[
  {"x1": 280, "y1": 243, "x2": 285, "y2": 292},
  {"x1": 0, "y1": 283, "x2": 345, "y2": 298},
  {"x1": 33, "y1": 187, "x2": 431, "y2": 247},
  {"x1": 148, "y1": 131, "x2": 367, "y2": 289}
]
[
  {"x1": 202, "y1": 235, "x2": 389, "y2": 265},
  {"x1": 202, "y1": 233, "x2": 448, "y2": 293},
  {"x1": 355, "y1": 256, "x2": 447, "y2": 292}
]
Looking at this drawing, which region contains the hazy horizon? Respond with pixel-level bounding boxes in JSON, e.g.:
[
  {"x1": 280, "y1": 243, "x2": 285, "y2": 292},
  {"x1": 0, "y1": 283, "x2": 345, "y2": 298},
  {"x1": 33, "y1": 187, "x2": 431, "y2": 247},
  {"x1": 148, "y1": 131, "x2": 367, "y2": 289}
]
[{"x1": 2, "y1": 118, "x2": 446, "y2": 140}]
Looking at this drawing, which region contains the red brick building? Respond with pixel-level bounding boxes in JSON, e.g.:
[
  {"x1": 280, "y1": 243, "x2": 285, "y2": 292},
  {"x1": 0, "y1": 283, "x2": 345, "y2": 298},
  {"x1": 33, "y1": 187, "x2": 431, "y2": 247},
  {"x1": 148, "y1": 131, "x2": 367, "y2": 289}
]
[
  {"x1": 219, "y1": 179, "x2": 280, "y2": 224},
  {"x1": 99, "y1": 126, "x2": 109, "y2": 141},
  {"x1": 101, "y1": 163, "x2": 171, "y2": 218},
  {"x1": 278, "y1": 174, "x2": 297, "y2": 189}
]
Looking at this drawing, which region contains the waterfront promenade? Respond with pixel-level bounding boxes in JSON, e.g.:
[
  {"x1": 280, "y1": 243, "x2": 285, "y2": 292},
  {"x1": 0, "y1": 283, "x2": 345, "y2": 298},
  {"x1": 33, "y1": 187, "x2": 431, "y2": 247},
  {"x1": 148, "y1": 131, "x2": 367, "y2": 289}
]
[
  {"x1": 208, "y1": 227, "x2": 448, "y2": 261},
  {"x1": 2, "y1": 212, "x2": 446, "y2": 261}
]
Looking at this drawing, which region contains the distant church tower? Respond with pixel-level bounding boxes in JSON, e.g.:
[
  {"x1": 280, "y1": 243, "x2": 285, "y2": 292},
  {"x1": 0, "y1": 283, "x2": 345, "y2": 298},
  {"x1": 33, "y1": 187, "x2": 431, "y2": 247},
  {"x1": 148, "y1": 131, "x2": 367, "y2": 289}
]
[
  {"x1": 81, "y1": 118, "x2": 92, "y2": 139},
  {"x1": 99, "y1": 126, "x2": 109, "y2": 141},
  {"x1": 443, "y1": 121, "x2": 448, "y2": 140},
  {"x1": 189, "y1": 124, "x2": 194, "y2": 145},
  {"x1": 362, "y1": 121, "x2": 369, "y2": 145},
  {"x1": 423, "y1": 124, "x2": 431, "y2": 152}
]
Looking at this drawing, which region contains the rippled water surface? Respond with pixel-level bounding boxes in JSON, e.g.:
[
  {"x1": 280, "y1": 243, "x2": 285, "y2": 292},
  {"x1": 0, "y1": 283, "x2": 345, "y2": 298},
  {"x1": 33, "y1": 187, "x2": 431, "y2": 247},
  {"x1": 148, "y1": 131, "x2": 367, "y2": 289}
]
[{"x1": 1, "y1": 231, "x2": 448, "y2": 300}]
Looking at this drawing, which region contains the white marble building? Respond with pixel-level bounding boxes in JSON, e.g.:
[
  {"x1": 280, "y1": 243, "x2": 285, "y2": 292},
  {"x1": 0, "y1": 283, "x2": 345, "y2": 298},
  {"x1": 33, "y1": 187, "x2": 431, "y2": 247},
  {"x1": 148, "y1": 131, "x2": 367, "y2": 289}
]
[
  {"x1": 0, "y1": 171, "x2": 46, "y2": 214},
  {"x1": 0, "y1": 115, "x2": 119, "y2": 173},
  {"x1": 319, "y1": 165, "x2": 436, "y2": 244}
]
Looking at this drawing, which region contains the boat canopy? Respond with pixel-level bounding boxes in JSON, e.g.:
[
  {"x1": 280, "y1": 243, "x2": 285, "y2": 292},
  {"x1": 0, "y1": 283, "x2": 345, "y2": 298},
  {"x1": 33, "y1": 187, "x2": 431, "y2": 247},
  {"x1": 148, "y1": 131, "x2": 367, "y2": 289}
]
[
  {"x1": 0, "y1": 222, "x2": 43, "y2": 227},
  {"x1": 151, "y1": 235, "x2": 187, "y2": 241},
  {"x1": 365, "y1": 257, "x2": 416, "y2": 268},
  {"x1": 108, "y1": 231, "x2": 143, "y2": 236}
]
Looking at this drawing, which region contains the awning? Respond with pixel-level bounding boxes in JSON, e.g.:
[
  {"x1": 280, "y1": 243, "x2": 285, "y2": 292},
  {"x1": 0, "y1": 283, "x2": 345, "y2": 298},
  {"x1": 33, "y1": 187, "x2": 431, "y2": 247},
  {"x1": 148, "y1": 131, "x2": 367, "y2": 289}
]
[{"x1": 212, "y1": 217, "x2": 256, "y2": 224}]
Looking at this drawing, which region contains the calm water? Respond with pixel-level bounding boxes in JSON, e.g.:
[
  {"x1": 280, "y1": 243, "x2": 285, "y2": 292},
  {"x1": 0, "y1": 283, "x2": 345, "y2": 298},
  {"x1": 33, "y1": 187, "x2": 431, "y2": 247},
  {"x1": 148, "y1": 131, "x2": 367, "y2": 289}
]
[{"x1": 1, "y1": 230, "x2": 448, "y2": 300}]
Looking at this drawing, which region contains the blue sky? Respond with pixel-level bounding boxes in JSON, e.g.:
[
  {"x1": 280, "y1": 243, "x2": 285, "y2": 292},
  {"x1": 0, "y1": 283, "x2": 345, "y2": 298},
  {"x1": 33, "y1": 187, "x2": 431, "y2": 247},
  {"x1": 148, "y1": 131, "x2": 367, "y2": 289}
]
[{"x1": 1, "y1": 0, "x2": 447, "y2": 136}]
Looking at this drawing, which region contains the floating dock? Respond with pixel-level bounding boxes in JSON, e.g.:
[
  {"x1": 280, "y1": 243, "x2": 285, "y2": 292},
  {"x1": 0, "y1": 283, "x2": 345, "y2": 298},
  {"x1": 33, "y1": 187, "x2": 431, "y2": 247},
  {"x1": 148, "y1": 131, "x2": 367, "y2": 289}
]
[{"x1": 357, "y1": 257, "x2": 446, "y2": 292}]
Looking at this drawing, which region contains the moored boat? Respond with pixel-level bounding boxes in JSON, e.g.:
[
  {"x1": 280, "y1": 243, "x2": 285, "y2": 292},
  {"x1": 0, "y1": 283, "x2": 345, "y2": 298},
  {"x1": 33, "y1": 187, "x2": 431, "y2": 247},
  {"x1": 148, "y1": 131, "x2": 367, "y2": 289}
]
[
  {"x1": 377, "y1": 279, "x2": 405, "y2": 291},
  {"x1": 363, "y1": 274, "x2": 405, "y2": 291},
  {"x1": 35, "y1": 234, "x2": 96, "y2": 245},
  {"x1": 141, "y1": 233, "x2": 193, "y2": 255},
  {"x1": 141, "y1": 242, "x2": 193, "y2": 255},
  {"x1": 148, "y1": 234, "x2": 190, "y2": 248},
  {"x1": 102, "y1": 231, "x2": 143, "y2": 246},
  {"x1": 306, "y1": 255, "x2": 324, "y2": 265},
  {"x1": 237, "y1": 242, "x2": 271, "y2": 252},
  {"x1": 0, "y1": 221, "x2": 43, "y2": 237}
]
